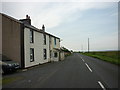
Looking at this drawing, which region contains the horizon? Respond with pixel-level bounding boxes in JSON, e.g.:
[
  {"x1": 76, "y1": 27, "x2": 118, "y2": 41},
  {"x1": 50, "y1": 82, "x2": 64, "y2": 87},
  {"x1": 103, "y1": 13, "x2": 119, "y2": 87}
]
[{"x1": 73, "y1": 49, "x2": 119, "y2": 52}]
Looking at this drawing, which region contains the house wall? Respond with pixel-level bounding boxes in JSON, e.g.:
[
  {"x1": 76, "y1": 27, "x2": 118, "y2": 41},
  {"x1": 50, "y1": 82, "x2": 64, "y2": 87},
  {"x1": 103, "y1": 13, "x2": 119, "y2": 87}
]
[
  {"x1": 56, "y1": 38, "x2": 60, "y2": 49},
  {"x1": 2, "y1": 14, "x2": 21, "y2": 64},
  {"x1": 50, "y1": 37, "x2": 60, "y2": 62},
  {"x1": 51, "y1": 37, "x2": 60, "y2": 49},
  {"x1": 24, "y1": 27, "x2": 50, "y2": 68},
  {"x1": 24, "y1": 27, "x2": 41, "y2": 68},
  {"x1": 43, "y1": 34, "x2": 50, "y2": 63},
  {"x1": 60, "y1": 51, "x2": 65, "y2": 61},
  {"x1": 54, "y1": 38, "x2": 60, "y2": 62}
]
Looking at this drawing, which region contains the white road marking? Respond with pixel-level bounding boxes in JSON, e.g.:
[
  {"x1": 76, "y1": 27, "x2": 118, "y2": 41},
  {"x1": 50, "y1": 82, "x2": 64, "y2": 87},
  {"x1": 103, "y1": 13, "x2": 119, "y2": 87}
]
[
  {"x1": 81, "y1": 57, "x2": 83, "y2": 59},
  {"x1": 80, "y1": 57, "x2": 85, "y2": 62},
  {"x1": 82, "y1": 58, "x2": 85, "y2": 62},
  {"x1": 85, "y1": 63, "x2": 92, "y2": 72},
  {"x1": 98, "y1": 81, "x2": 106, "y2": 90}
]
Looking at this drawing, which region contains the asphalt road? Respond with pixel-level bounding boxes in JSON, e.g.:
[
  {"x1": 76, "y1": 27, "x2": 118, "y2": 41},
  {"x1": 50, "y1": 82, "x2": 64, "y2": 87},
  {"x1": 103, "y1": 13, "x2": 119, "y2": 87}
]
[{"x1": 2, "y1": 53, "x2": 119, "y2": 89}]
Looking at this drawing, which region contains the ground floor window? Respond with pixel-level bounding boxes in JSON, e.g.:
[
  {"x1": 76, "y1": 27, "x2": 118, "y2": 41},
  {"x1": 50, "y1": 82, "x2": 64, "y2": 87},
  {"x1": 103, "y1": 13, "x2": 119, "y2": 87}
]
[
  {"x1": 30, "y1": 48, "x2": 34, "y2": 62},
  {"x1": 54, "y1": 52, "x2": 58, "y2": 58},
  {"x1": 44, "y1": 49, "x2": 47, "y2": 60}
]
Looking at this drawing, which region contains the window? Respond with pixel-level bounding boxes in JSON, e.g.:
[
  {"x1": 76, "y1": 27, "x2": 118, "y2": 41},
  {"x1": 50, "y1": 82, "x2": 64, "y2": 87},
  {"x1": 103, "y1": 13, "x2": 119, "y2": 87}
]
[
  {"x1": 30, "y1": 48, "x2": 34, "y2": 62},
  {"x1": 30, "y1": 30, "x2": 34, "y2": 43},
  {"x1": 43, "y1": 49, "x2": 47, "y2": 60},
  {"x1": 44, "y1": 34, "x2": 46, "y2": 45},
  {"x1": 54, "y1": 38, "x2": 56, "y2": 45},
  {"x1": 54, "y1": 52, "x2": 57, "y2": 58}
]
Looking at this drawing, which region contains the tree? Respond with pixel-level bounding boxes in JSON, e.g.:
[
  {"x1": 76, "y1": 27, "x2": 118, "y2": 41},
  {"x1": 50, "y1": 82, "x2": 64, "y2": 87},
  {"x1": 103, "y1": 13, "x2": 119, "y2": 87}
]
[{"x1": 61, "y1": 47, "x2": 70, "y2": 52}]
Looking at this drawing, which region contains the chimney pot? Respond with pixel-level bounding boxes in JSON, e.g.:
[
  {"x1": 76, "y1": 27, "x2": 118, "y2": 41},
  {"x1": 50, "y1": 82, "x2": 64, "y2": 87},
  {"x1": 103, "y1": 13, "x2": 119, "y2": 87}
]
[
  {"x1": 42, "y1": 24, "x2": 45, "y2": 31},
  {"x1": 26, "y1": 15, "x2": 30, "y2": 19},
  {"x1": 26, "y1": 15, "x2": 29, "y2": 19}
]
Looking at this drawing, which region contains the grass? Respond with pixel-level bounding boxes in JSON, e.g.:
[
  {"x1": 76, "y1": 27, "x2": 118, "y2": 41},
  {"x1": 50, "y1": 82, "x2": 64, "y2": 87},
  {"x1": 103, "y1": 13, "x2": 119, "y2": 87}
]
[
  {"x1": 0, "y1": 77, "x2": 2, "y2": 86},
  {"x1": 80, "y1": 51, "x2": 120, "y2": 65},
  {"x1": 2, "y1": 76, "x2": 23, "y2": 85}
]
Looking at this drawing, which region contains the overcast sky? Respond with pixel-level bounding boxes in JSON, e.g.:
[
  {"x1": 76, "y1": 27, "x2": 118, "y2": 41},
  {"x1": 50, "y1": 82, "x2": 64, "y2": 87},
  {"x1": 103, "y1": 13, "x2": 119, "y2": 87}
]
[{"x1": 1, "y1": 0, "x2": 119, "y2": 51}]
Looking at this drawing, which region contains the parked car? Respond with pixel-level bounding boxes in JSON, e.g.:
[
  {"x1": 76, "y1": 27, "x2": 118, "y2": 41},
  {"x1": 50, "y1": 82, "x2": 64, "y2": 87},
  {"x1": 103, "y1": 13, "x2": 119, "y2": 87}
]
[{"x1": 0, "y1": 55, "x2": 20, "y2": 74}]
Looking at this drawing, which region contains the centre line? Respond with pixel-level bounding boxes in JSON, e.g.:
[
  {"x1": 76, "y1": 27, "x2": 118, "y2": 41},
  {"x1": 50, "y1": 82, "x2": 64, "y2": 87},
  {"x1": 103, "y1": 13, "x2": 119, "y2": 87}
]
[
  {"x1": 85, "y1": 63, "x2": 92, "y2": 72},
  {"x1": 81, "y1": 57, "x2": 82, "y2": 59},
  {"x1": 82, "y1": 58, "x2": 85, "y2": 62},
  {"x1": 80, "y1": 57, "x2": 85, "y2": 62},
  {"x1": 98, "y1": 81, "x2": 106, "y2": 90}
]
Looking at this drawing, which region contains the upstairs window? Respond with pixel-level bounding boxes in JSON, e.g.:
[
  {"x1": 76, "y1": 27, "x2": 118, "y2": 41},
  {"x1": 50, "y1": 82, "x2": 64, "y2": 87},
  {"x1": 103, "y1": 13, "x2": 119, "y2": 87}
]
[
  {"x1": 43, "y1": 49, "x2": 47, "y2": 60},
  {"x1": 30, "y1": 30, "x2": 34, "y2": 43},
  {"x1": 54, "y1": 38, "x2": 56, "y2": 45},
  {"x1": 44, "y1": 34, "x2": 46, "y2": 45},
  {"x1": 30, "y1": 48, "x2": 34, "y2": 62}
]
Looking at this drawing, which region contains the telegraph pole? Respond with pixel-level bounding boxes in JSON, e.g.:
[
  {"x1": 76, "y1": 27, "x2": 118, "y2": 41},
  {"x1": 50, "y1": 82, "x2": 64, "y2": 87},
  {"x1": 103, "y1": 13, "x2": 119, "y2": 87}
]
[{"x1": 88, "y1": 38, "x2": 89, "y2": 53}]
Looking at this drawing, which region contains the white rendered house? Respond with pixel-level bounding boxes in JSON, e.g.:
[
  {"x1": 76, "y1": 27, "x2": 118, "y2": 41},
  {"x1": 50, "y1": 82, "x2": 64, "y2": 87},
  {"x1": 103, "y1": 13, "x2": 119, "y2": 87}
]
[{"x1": 2, "y1": 13, "x2": 61, "y2": 68}]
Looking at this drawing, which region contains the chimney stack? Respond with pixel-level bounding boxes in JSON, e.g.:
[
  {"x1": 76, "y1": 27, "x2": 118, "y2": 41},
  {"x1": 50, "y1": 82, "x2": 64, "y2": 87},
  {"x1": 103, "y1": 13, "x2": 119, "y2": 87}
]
[
  {"x1": 42, "y1": 24, "x2": 45, "y2": 31},
  {"x1": 26, "y1": 15, "x2": 30, "y2": 19},
  {"x1": 19, "y1": 15, "x2": 31, "y2": 25}
]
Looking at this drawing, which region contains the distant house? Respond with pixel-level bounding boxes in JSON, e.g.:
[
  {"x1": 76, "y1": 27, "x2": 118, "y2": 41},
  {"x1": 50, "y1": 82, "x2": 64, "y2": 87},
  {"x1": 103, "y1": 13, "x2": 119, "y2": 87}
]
[
  {"x1": 1, "y1": 13, "x2": 61, "y2": 68},
  {"x1": 49, "y1": 36, "x2": 60, "y2": 62},
  {"x1": 60, "y1": 47, "x2": 71, "y2": 57}
]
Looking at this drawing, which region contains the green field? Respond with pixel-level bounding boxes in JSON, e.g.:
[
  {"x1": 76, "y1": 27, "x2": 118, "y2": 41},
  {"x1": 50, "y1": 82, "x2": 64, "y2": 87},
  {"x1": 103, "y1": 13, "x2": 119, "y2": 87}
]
[{"x1": 80, "y1": 51, "x2": 120, "y2": 65}]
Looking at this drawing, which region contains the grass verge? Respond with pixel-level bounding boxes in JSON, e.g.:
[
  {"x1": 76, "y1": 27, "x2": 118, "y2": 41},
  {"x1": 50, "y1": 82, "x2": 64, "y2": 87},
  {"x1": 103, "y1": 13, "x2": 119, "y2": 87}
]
[
  {"x1": 81, "y1": 51, "x2": 120, "y2": 65},
  {"x1": 2, "y1": 76, "x2": 23, "y2": 85}
]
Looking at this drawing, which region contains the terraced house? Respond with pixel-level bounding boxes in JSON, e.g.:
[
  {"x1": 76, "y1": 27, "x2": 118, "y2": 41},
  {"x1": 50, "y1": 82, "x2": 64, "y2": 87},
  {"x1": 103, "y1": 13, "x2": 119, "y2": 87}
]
[{"x1": 1, "y1": 13, "x2": 62, "y2": 68}]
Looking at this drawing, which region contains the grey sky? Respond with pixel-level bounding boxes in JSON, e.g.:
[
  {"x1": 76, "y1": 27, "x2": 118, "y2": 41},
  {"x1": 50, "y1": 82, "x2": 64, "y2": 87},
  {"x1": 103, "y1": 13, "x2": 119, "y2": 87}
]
[{"x1": 1, "y1": 0, "x2": 119, "y2": 51}]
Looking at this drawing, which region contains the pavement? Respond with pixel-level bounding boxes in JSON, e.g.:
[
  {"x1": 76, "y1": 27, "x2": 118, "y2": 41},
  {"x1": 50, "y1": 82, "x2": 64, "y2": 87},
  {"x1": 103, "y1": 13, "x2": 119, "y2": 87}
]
[{"x1": 2, "y1": 53, "x2": 119, "y2": 89}]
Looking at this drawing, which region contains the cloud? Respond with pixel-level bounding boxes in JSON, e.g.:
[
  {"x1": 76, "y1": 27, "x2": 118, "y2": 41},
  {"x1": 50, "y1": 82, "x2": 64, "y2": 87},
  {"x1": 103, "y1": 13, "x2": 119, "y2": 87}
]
[
  {"x1": 28, "y1": 2, "x2": 115, "y2": 29},
  {"x1": 2, "y1": 2, "x2": 116, "y2": 29},
  {"x1": 110, "y1": 12, "x2": 118, "y2": 16},
  {"x1": 90, "y1": 32, "x2": 118, "y2": 51},
  {"x1": 62, "y1": 32, "x2": 118, "y2": 51}
]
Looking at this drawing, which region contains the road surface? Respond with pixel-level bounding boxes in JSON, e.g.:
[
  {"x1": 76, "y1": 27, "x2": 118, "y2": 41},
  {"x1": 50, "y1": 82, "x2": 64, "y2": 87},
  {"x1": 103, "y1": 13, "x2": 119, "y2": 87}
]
[{"x1": 3, "y1": 53, "x2": 119, "y2": 89}]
